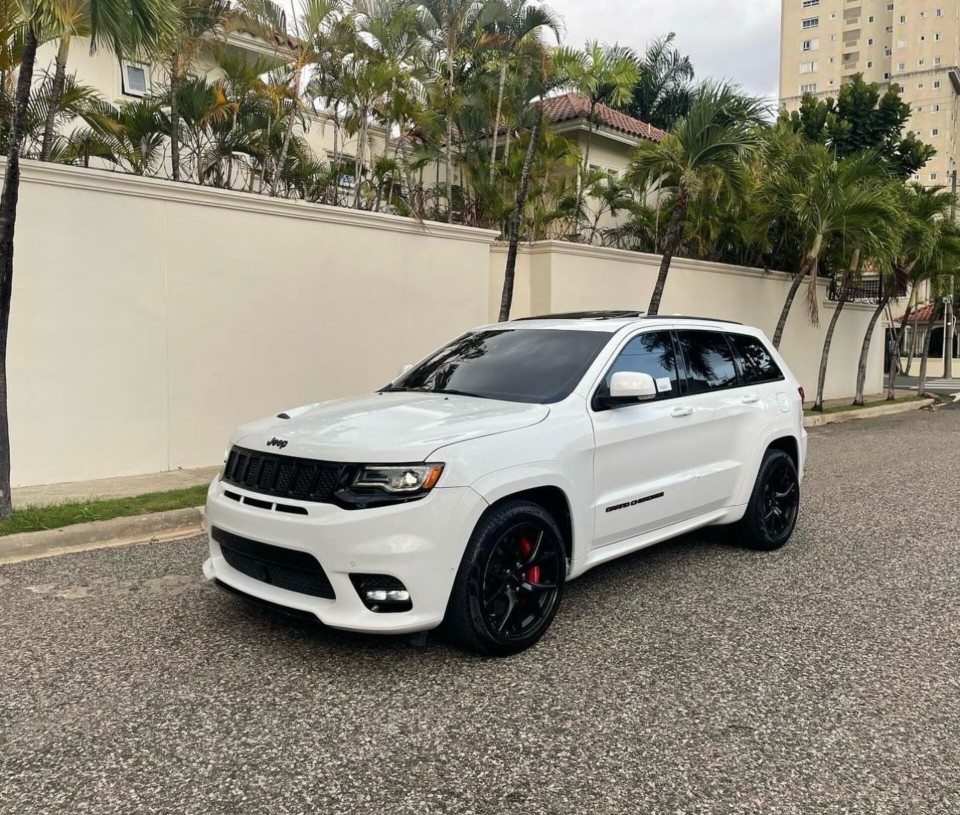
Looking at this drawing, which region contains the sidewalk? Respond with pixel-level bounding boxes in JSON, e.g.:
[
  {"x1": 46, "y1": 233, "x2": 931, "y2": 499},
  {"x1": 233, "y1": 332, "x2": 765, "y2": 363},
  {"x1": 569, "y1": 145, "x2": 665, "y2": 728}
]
[
  {"x1": 12, "y1": 466, "x2": 219, "y2": 509},
  {"x1": 804, "y1": 389, "x2": 914, "y2": 410}
]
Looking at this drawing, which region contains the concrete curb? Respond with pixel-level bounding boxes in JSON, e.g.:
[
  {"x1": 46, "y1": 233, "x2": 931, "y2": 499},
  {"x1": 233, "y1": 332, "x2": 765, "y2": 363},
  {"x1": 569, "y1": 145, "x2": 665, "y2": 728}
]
[
  {"x1": 803, "y1": 397, "x2": 935, "y2": 428},
  {"x1": 0, "y1": 506, "x2": 205, "y2": 565}
]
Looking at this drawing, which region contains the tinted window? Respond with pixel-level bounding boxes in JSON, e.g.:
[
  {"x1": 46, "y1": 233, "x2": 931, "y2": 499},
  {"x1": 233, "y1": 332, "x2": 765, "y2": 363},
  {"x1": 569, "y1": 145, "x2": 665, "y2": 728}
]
[
  {"x1": 677, "y1": 330, "x2": 738, "y2": 393},
  {"x1": 596, "y1": 331, "x2": 680, "y2": 402},
  {"x1": 728, "y1": 333, "x2": 783, "y2": 384},
  {"x1": 387, "y1": 328, "x2": 610, "y2": 404}
]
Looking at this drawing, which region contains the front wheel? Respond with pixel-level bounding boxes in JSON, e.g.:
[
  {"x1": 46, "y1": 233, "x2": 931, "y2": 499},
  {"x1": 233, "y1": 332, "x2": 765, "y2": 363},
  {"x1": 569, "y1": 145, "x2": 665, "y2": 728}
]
[
  {"x1": 733, "y1": 449, "x2": 800, "y2": 551},
  {"x1": 445, "y1": 500, "x2": 567, "y2": 656}
]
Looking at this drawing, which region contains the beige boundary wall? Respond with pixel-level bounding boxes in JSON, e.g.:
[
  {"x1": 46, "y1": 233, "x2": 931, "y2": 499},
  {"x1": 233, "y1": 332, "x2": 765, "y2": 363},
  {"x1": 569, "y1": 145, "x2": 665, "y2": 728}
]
[
  {"x1": 11, "y1": 163, "x2": 883, "y2": 487},
  {"x1": 489, "y1": 241, "x2": 886, "y2": 405},
  {"x1": 11, "y1": 162, "x2": 497, "y2": 487}
]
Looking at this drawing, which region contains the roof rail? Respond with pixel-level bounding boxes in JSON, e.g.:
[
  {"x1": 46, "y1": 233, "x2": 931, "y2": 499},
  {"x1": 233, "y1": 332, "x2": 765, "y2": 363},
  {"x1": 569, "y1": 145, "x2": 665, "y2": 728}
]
[
  {"x1": 641, "y1": 315, "x2": 743, "y2": 325},
  {"x1": 513, "y1": 310, "x2": 644, "y2": 321}
]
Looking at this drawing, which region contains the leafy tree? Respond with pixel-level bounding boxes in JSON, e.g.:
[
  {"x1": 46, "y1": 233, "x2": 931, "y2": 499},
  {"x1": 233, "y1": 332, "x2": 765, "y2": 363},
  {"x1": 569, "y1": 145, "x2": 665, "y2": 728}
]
[
  {"x1": 0, "y1": 0, "x2": 178, "y2": 519},
  {"x1": 780, "y1": 74, "x2": 935, "y2": 179},
  {"x1": 616, "y1": 32, "x2": 693, "y2": 131},
  {"x1": 627, "y1": 81, "x2": 765, "y2": 315}
]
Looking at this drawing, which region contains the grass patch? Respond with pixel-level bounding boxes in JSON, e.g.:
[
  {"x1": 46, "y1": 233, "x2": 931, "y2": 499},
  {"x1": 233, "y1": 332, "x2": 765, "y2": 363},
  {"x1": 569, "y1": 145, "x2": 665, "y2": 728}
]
[
  {"x1": 804, "y1": 394, "x2": 925, "y2": 417},
  {"x1": 1, "y1": 484, "x2": 208, "y2": 538}
]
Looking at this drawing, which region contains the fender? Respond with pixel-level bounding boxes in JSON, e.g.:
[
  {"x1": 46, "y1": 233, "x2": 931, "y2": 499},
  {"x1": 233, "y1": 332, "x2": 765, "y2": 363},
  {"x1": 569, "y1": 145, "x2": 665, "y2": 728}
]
[
  {"x1": 734, "y1": 422, "x2": 804, "y2": 507},
  {"x1": 468, "y1": 463, "x2": 593, "y2": 569}
]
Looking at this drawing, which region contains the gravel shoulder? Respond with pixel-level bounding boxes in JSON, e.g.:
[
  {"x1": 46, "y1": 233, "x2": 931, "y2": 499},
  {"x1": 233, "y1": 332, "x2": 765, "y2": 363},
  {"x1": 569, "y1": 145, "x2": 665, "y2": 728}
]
[{"x1": 1, "y1": 410, "x2": 959, "y2": 815}]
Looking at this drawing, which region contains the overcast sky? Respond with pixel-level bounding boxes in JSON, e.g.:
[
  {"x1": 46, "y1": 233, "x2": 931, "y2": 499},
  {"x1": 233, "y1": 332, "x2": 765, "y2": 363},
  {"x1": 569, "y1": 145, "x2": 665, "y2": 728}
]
[{"x1": 547, "y1": 0, "x2": 782, "y2": 100}]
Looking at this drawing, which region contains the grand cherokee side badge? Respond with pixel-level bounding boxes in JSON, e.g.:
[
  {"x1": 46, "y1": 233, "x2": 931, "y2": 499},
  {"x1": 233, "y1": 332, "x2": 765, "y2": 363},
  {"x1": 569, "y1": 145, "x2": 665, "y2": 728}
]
[{"x1": 266, "y1": 437, "x2": 288, "y2": 449}]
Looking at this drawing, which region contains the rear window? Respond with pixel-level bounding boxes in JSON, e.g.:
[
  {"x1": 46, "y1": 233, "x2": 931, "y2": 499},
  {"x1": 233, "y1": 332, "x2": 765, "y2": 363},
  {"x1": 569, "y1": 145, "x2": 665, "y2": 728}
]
[
  {"x1": 727, "y1": 333, "x2": 784, "y2": 384},
  {"x1": 677, "y1": 330, "x2": 739, "y2": 393},
  {"x1": 387, "y1": 328, "x2": 610, "y2": 404}
]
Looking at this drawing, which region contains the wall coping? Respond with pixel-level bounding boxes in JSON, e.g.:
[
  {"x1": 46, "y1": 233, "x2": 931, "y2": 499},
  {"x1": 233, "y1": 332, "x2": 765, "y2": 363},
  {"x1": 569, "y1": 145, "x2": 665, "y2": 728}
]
[
  {"x1": 13, "y1": 160, "x2": 501, "y2": 245},
  {"x1": 496, "y1": 240, "x2": 880, "y2": 313}
]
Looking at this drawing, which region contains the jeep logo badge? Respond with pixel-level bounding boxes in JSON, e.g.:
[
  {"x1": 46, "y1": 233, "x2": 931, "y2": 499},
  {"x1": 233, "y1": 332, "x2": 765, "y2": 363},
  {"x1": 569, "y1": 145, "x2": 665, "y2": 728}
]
[{"x1": 266, "y1": 437, "x2": 288, "y2": 449}]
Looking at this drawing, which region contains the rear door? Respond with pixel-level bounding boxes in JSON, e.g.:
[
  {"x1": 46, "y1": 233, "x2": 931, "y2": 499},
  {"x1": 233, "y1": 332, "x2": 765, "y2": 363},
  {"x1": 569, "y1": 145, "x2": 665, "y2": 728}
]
[
  {"x1": 590, "y1": 329, "x2": 702, "y2": 548},
  {"x1": 675, "y1": 329, "x2": 762, "y2": 512}
]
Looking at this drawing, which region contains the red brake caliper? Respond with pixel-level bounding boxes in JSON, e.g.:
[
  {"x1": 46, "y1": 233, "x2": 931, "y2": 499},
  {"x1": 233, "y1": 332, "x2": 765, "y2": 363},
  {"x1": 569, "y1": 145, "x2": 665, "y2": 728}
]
[{"x1": 518, "y1": 537, "x2": 540, "y2": 584}]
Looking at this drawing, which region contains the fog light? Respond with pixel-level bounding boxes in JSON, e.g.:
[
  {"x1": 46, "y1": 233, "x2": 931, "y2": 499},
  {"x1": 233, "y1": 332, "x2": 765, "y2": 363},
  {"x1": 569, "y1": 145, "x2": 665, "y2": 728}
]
[{"x1": 365, "y1": 589, "x2": 410, "y2": 603}]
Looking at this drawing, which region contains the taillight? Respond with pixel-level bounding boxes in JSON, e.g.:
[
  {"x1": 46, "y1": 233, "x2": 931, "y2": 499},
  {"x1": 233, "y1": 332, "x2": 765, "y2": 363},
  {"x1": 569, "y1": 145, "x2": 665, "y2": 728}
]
[{"x1": 798, "y1": 386, "x2": 805, "y2": 402}]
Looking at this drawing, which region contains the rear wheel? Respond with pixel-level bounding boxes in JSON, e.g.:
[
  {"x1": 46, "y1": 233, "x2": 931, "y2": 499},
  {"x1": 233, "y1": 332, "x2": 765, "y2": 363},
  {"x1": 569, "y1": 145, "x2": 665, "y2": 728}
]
[
  {"x1": 445, "y1": 500, "x2": 566, "y2": 656},
  {"x1": 733, "y1": 449, "x2": 800, "y2": 551}
]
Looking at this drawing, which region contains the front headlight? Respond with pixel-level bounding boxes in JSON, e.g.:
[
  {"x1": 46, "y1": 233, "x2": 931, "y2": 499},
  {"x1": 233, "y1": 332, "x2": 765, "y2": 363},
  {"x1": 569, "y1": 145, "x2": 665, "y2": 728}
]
[{"x1": 353, "y1": 463, "x2": 444, "y2": 494}]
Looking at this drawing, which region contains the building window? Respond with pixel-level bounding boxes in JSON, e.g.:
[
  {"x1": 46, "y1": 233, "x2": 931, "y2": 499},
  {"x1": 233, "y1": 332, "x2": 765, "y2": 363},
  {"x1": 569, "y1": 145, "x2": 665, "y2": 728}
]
[
  {"x1": 884, "y1": 47, "x2": 892, "y2": 55},
  {"x1": 917, "y1": 82, "x2": 924, "y2": 88},
  {"x1": 935, "y1": 57, "x2": 943, "y2": 66},
  {"x1": 899, "y1": 14, "x2": 906, "y2": 23},
  {"x1": 930, "y1": 173, "x2": 938, "y2": 180},
  {"x1": 917, "y1": 105, "x2": 924, "y2": 112},
  {"x1": 935, "y1": 32, "x2": 943, "y2": 41},
  {"x1": 934, "y1": 79, "x2": 942, "y2": 87},
  {"x1": 936, "y1": 8, "x2": 943, "y2": 16},
  {"x1": 829, "y1": 12, "x2": 836, "y2": 19},
  {"x1": 800, "y1": 61, "x2": 817, "y2": 74},
  {"x1": 801, "y1": 0, "x2": 819, "y2": 6},
  {"x1": 885, "y1": 26, "x2": 893, "y2": 33},
  {"x1": 121, "y1": 60, "x2": 150, "y2": 96},
  {"x1": 802, "y1": 38, "x2": 820, "y2": 51},
  {"x1": 919, "y1": 35, "x2": 926, "y2": 42},
  {"x1": 897, "y1": 39, "x2": 906, "y2": 47},
  {"x1": 883, "y1": 73, "x2": 889, "y2": 80},
  {"x1": 867, "y1": 37, "x2": 875, "y2": 46},
  {"x1": 933, "y1": 104, "x2": 941, "y2": 112},
  {"x1": 868, "y1": 15, "x2": 875, "y2": 23},
  {"x1": 897, "y1": 62, "x2": 905, "y2": 70},
  {"x1": 886, "y1": 4, "x2": 894, "y2": 11},
  {"x1": 800, "y1": 83, "x2": 818, "y2": 93},
  {"x1": 921, "y1": 10, "x2": 927, "y2": 18},
  {"x1": 867, "y1": 60, "x2": 873, "y2": 68},
  {"x1": 802, "y1": 16, "x2": 819, "y2": 29},
  {"x1": 918, "y1": 61, "x2": 925, "y2": 68},
  {"x1": 933, "y1": 129, "x2": 940, "y2": 136}
]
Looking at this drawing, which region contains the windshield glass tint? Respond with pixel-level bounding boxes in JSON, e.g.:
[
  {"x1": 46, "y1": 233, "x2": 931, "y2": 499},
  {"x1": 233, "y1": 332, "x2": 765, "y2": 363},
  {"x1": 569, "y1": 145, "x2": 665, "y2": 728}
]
[{"x1": 389, "y1": 329, "x2": 610, "y2": 403}]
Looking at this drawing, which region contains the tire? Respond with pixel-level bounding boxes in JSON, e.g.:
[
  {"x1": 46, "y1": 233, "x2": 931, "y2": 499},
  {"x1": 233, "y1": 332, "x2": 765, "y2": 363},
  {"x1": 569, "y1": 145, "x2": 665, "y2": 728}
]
[
  {"x1": 732, "y1": 448, "x2": 800, "y2": 551},
  {"x1": 445, "y1": 500, "x2": 567, "y2": 656}
]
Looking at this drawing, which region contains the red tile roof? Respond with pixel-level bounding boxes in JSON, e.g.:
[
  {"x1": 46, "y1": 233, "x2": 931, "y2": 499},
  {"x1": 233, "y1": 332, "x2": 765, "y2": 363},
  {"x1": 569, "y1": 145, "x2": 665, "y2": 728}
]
[
  {"x1": 542, "y1": 92, "x2": 666, "y2": 142},
  {"x1": 896, "y1": 302, "x2": 939, "y2": 323}
]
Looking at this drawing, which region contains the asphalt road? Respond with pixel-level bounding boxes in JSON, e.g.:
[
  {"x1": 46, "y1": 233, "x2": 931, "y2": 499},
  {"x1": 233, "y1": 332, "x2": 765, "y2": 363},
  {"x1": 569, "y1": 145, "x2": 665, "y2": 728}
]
[{"x1": 2, "y1": 410, "x2": 959, "y2": 815}]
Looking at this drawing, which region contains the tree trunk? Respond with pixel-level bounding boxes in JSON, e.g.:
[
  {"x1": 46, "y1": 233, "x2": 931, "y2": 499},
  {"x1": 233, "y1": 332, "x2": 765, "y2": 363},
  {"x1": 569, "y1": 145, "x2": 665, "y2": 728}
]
[
  {"x1": 773, "y1": 235, "x2": 822, "y2": 349},
  {"x1": 0, "y1": 27, "x2": 39, "y2": 519},
  {"x1": 918, "y1": 323, "x2": 934, "y2": 396},
  {"x1": 272, "y1": 68, "x2": 301, "y2": 198},
  {"x1": 170, "y1": 53, "x2": 181, "y2": 182},
  {"x1": 40, "y1": 36, "x2": 71, "y2": 162},
  {"x1": 499, "y1": 107, "x2": 542, "y2": 322},
  {"x1": 812, "y1": 285, "x2": 849, "y2": 411},
  {"x1": 489, "y1": 62, "x2": 506, "y2": 188},
  {"x1": 646, "y1": 180, "x2": 687, "y2": 316},
  {"x1": 853, "y1": 299, "x2": 887, "y2": 405},
  {"x1": 445, "y1": 50, "x2": 454, "y2": 224},
  {"x1": 887, "y1": 293, "x2": 916, "y2": 399},
  {"x1": 905, "y1": 291, "x2": 920, "y2": 374}
]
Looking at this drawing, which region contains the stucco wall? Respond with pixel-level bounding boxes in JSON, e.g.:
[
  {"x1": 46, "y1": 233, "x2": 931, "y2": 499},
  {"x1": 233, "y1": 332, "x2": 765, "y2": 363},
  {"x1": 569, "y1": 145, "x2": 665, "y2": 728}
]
[
  {"x1": 489, "y1": 241, "x2": 886, "y2": 403},
  {"x1": 9, "y1": 162, "x2": 496, "y2": 486}
]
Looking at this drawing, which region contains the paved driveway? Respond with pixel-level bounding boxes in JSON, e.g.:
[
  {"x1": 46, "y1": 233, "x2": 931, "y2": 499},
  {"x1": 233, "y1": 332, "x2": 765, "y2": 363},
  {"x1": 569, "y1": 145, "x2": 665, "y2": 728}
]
[{"x1": 2, "y1": 410, "x2": 959, "y2": 815}]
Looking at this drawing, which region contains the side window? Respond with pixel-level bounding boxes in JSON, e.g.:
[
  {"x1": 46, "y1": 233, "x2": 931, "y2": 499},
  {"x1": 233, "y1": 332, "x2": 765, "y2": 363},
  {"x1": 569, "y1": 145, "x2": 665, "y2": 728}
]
[
  {"x1": 677, "y1": 330, "x2": 738, "y2": 393},
  {"x1": 727, "y1": 333, "x2": 784, "y2": 384},
  {"x1": 596, "y1": 331, "x2": 680, "y2": 402}
]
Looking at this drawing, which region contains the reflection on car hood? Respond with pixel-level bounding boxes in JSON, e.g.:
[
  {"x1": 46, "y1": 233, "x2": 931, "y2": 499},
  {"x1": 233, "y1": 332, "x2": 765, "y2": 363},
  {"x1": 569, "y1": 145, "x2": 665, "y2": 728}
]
[{"x1": 233, "y1": 392, "x2": 550, "y2": 461}]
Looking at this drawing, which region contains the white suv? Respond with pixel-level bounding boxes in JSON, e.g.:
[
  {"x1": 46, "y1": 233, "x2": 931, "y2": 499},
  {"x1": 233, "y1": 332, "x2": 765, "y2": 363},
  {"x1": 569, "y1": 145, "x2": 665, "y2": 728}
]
[{"x1": 203, "y1": 312, "x2": 806, "y2": 655}]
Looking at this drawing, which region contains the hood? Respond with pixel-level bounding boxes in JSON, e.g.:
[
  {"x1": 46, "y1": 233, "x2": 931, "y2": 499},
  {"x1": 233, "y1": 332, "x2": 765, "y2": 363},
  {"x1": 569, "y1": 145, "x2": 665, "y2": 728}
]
[{"x1": 232, "y1": 392, "x2": 550, "y2": 462}]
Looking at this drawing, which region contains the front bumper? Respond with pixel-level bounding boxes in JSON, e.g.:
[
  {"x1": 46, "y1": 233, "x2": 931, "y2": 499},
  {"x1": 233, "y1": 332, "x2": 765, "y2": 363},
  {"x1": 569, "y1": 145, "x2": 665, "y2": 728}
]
[{"x1": 203, "y1": 478, "x2": 488, "y2": 634}]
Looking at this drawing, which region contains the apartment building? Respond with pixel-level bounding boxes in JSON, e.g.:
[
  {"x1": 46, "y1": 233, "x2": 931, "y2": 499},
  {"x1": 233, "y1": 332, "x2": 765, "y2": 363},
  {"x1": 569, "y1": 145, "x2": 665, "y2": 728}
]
[{"x1": 779, "y1": 0, "x2": 960, "y2": 185}]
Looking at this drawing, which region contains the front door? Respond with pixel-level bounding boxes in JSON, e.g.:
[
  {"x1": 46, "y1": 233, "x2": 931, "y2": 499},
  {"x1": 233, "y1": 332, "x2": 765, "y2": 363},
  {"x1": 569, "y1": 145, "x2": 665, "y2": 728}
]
[{"x1": 590, "y1": 330, "x2": 701, "y2": 548}]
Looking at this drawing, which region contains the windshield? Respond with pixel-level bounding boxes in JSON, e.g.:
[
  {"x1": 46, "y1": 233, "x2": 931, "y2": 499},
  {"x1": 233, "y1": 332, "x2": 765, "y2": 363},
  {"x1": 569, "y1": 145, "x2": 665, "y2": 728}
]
[{"x1": 384, "y1": 328, "x2": 610, "y2": 404}]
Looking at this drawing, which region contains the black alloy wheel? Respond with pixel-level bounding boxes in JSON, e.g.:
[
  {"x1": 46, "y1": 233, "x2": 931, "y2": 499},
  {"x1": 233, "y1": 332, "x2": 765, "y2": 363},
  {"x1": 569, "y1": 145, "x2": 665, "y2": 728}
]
[
  {"x1": 734, "y1": 448, "x2": 800, "y2": 551},
  {"x1": 445, "y1": 500, "x2": 566, "y2": 656}
]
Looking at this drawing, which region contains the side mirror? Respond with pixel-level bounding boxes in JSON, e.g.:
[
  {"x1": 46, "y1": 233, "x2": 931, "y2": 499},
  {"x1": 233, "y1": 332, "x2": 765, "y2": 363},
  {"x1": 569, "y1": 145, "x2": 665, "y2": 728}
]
[{"x1": 608, "y1": 371, "x2": 658, "y2": 403}]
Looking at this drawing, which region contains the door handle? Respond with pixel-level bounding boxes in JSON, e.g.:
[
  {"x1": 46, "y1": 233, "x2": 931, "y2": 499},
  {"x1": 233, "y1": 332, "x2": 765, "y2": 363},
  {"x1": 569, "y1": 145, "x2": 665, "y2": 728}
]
[
  {"x1": 741, "y1": 394, "x2": 759, "y2": 404},
  {"x1": 670, "y1": 406, "x2": 693, "y2": 418}
]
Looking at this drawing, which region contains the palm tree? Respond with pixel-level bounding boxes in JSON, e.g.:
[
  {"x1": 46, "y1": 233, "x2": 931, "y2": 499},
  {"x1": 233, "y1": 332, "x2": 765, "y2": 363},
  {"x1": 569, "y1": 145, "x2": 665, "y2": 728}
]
[
  {"x1": 38, "y1": 0, "x2": 90, "y2": 160},
  {"x1": 757, "y1": 144, "x2": 895, "y2": 348},
  {"x1": 409, "y1": 0, "x2": 486, "y2": 222},
  {"x1": 0, "y1": 0, "x2": 177, "y2": 519},
  {"x1": 482, "y1": 0, "x2": 561, "y2": 187},
  {"x1": 627, "y1": 81, "x2": 764, "y2": 315},
  {"x1": 620, "y1": 32, "x2": 694, "y2": 131},
  {"x1": 165, "y1": 0, "x2": 231, "y2": 182},
  {"x1": 555, "y1": 40, "x2": 638, "y2": 224}
]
